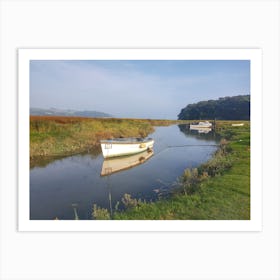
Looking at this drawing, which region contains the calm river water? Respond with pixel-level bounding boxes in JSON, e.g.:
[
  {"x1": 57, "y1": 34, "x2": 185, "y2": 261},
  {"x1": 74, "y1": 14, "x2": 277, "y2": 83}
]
[{"x1": 30, "y1": 125, "x2": 219, "y2": 220}]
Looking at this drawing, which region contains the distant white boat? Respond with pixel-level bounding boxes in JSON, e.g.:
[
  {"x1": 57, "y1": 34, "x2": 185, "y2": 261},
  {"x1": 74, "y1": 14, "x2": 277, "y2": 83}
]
[
  {"x1": 232, "y1": 123, "x2": 244, "y2": 127},
  {"x1": 101, "y1": 150, "x2": 154, "y2": 176},
  {"x1": 100, "y1": 137, "x2": 154, "y2": 158},
  {"x1": 190, "y1": 121, "x2": 212, "y2": 129}
]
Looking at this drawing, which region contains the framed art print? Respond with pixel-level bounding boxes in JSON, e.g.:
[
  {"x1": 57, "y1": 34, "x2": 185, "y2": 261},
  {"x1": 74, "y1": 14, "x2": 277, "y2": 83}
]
[
  {"x1": 18, "y1": 48, "x2": 262, "y2": 232},
  {"x1": 1, "y1": 1, "x2": 280, "y2": 280}
]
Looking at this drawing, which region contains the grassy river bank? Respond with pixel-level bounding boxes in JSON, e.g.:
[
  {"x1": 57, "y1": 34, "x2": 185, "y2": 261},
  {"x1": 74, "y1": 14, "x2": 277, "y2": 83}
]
[
  {"x1": 30, "y1": 116, "x2": 184, "y2": 159},
  {"x1": 94, "y1": 121, "x2": 250, "y2": 220}
]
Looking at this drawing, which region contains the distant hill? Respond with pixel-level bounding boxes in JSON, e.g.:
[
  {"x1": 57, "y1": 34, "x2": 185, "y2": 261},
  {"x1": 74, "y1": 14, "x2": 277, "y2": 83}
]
[
  {"x1": 178, "y1": 95, "x2": 250, "y2": 120},
  {"x1": 30, "y1": 107, "x2": 113, "y2": 118}
]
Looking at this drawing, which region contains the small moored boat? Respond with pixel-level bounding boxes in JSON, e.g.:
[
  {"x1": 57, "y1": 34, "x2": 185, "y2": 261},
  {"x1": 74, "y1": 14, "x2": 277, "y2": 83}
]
[
  {"x1": 100, "y1": 137, "x2": 154, "y2": 158},
  {"x1": 231, "y1": 123, "x2": 244, "y2": 127},
  {"x1": 190, "y1": 121, "x2": 212, "y2": 129}
]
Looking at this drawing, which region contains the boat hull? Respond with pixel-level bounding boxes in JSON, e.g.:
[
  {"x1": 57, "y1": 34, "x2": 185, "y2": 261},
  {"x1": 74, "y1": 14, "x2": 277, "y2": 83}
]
[{"x1": 100, "y1": 138, "x2": 154, "y2": 158}]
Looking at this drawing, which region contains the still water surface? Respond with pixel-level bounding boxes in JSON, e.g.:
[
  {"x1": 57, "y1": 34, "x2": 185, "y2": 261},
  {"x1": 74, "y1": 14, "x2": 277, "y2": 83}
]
[{"x1": 30, "y1": 125, "x2": 218, "y2": 220}]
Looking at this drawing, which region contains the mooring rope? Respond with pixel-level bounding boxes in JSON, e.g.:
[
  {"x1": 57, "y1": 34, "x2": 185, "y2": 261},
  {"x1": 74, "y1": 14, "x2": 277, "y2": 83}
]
[
  {"x1": 150, "y1": 144, "x2": 219, "y2": 159},
  {"x1": 166, "y1": 144, "x2": 219, "y2": 148}
]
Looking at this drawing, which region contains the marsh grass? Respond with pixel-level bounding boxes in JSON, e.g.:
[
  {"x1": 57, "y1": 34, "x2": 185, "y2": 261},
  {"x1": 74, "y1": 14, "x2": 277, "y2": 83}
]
[{"x1": 30, "y1": 116, "x2": 184, "y2": 161}]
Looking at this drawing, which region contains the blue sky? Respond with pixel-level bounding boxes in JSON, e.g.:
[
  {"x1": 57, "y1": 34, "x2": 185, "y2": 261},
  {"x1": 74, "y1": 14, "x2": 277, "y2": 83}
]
[{"x1": 30, "y1": 60, "x2": 250, "y2": 119}]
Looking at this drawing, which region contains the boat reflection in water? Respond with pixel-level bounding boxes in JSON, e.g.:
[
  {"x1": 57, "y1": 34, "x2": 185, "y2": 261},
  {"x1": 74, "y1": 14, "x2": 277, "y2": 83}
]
[
  {"x1": 190, "y1": 127, "x2": 212, "y2": 134},
  {"x1": 101, "y1": 150, "x2": 154, "y2": 176}
]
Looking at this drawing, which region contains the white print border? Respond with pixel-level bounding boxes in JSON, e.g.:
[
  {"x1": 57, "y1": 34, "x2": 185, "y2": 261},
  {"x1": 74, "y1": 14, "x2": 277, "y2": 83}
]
[{"x1": 18, "y1": 48, "x2": 262, "y2": 232}]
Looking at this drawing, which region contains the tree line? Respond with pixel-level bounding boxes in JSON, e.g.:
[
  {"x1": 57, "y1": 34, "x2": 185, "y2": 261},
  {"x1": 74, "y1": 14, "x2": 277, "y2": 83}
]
[{"x1": 178, "y1": 95, "x2": 250, "y2": 120}]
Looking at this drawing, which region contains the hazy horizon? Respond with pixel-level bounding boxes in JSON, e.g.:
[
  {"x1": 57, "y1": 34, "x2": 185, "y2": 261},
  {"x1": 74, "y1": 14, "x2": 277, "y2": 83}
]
[{"x1": 30, "y1": 60, "x2": 250, "y2": 119}]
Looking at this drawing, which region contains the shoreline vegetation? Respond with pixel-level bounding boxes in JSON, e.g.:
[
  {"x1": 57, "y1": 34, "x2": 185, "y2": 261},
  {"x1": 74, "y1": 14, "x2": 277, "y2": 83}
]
[
  {"x1": 30, "y1": 116, "x2": 250, "y2": 220},
  {"x1": 30, "y1": 116, "x2": 187, "y2": 161}
]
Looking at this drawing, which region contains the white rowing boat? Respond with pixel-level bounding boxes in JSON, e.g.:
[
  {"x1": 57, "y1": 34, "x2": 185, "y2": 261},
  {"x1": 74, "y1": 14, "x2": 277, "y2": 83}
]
[{"x1": 100, "y1": 137, "x2": 154, "y2": 158}]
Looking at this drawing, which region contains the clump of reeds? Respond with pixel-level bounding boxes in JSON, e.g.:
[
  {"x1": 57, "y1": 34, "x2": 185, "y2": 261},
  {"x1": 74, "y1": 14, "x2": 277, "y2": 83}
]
[
  {"x1": 92, "y1": 204, "x2": 110, "y2": 220},
  {"x1": 198, "y1": 140, "x2": 233, "y2": 177},
  {"x1": 121, "y1": 193, "x2": 142, "y2": 209},
  {"x1": 91, "y1": 194, "x2": 143, "y2": 220},
  {"x1": 180, "y1": 168, "x2": 201, "y2": 195},
  {"x1": 177, "y1": 138, "x2": 233, "y2": 196}
]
